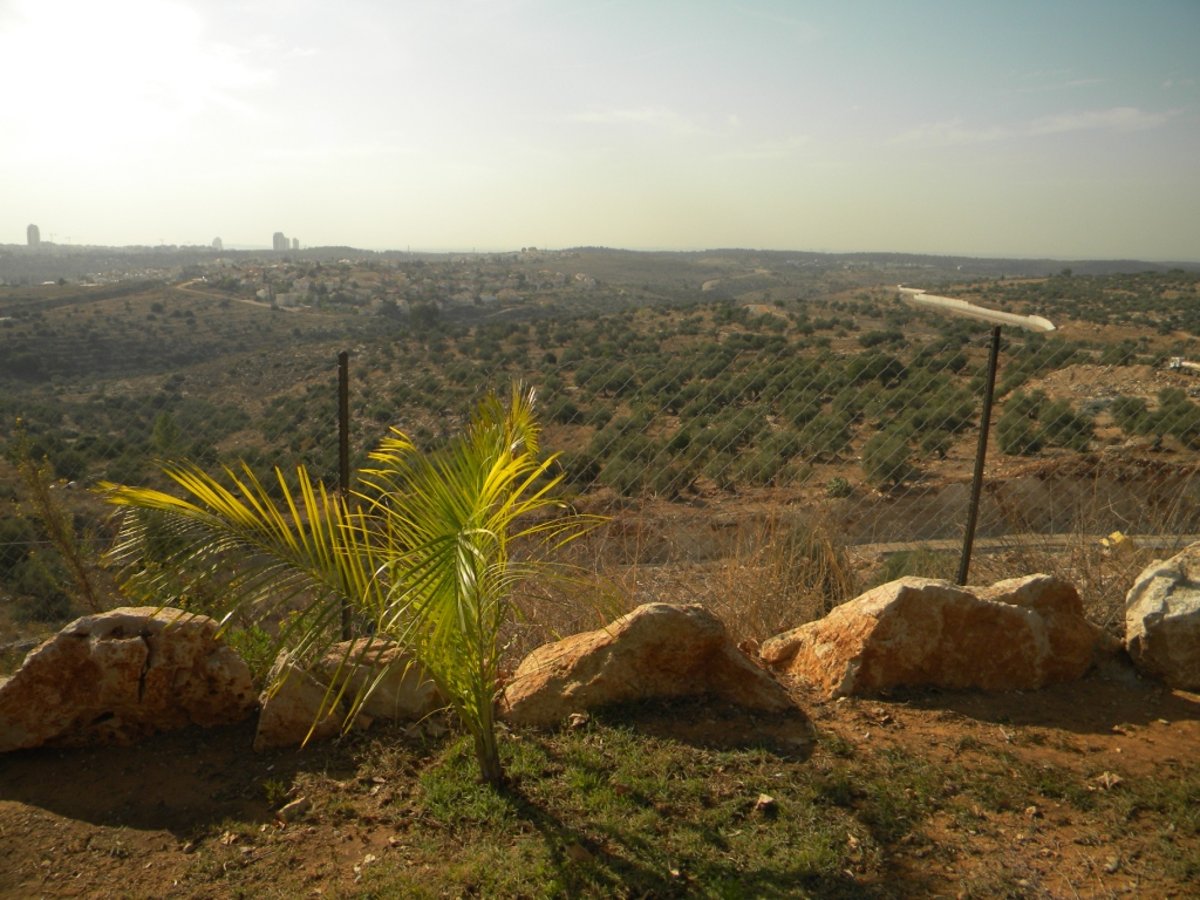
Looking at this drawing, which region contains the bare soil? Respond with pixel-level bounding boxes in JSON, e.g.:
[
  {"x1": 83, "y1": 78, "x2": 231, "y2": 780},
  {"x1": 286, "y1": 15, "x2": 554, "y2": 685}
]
[
  {"x1": 1024, "y1": 363, "x2": 1200, "y2": 405},
  {"x1": 1, "y1": 657, "x2": 1197, "y2": 898}
]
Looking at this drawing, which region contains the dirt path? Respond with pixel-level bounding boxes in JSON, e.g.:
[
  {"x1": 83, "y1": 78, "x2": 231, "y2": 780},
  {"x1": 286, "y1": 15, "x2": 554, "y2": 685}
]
[{"x1": 173, "y1": 279, "x2": 298, "y2": 312}]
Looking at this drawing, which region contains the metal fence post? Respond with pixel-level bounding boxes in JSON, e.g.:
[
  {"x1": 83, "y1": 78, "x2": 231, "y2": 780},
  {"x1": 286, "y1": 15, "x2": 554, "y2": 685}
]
[
  {"x1": 338, "y1": 350, "x2": 352, "y2": 640},
  {"x1": 956, "y1": 326, "x2": 1002, "y2": 585}
]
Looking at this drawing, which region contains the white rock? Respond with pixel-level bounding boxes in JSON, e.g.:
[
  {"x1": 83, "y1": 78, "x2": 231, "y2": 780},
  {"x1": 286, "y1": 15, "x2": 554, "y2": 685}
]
[
  {"x1": 254, "y1": 637, "x2": 443, "y2": 751},
  {"x1": 1126, "y1": 542, "x2": 1200, "y2": 690}
]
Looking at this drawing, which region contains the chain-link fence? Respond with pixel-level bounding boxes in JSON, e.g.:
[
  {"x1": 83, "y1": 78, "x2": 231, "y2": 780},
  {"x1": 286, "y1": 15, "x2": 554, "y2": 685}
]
[{"x1": 4, "y1": 264, "x2": 1200, "y2": 645}]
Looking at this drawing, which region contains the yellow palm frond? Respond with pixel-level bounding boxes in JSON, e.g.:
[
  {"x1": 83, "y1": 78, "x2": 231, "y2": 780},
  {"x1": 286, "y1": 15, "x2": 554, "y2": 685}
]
[{"x1": 100, "y1": 382, "x2": 604, "y2": 786}]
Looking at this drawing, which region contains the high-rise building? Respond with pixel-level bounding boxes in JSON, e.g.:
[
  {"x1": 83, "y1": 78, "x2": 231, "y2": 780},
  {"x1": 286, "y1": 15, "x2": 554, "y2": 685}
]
[
  {"x1": 272, "y1": 231, "x2": 288, "y2": 251},
  {"x1": 212, "y1": 237, "x2": 223, "y2": 251},
  {"x1": 291, "y1": 237, "x2": 299, "y2": 251},
  {"x1": 27, "y1": 224, "x2": 40, "y2": 248}
]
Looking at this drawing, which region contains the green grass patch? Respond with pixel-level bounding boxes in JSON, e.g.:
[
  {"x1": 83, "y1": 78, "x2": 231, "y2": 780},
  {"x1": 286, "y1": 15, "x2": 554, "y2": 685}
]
[{"x1": 386, "y1": 717, "x2": 892, "y2": 897}]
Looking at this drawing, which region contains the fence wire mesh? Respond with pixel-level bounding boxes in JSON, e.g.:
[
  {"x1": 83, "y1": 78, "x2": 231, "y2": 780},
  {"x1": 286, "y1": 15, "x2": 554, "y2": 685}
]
[{"x1": 3, "y1": 256, "x2": 1200, "y2": 644}]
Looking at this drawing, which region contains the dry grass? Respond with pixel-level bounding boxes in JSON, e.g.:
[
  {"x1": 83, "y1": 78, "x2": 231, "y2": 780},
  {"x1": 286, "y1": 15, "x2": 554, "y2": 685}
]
[
  {"x1": 700, "y1": 514, "x2": 858, "y2": 645},
  {"x1": 979, "y1": 457, "x2": 1200, "y2": 631},
  {"x1": 522, "y1": 510, "x2": 860, "y2": 649},
  {"x1": 976, "y1": 537, "x2": 1154, "y2": 633},
  {"x1": 509, "y1": 460, "x2": 1200, "y2": 658}
]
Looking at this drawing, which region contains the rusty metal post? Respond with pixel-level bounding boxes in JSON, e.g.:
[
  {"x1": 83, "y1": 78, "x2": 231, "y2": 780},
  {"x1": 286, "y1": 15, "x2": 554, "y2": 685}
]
[
  {"x1": 338, "y1": 350, "x2": 352, "y2": 640},
  {"x1": 957, "y1": 326, "x2": 1002, "y2": 585}
]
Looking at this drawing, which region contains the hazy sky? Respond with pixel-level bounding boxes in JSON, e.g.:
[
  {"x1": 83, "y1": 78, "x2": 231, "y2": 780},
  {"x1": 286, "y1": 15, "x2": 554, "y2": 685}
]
[{"x1": 2, "y1": 0, "x2": 1198, "y2": 259}]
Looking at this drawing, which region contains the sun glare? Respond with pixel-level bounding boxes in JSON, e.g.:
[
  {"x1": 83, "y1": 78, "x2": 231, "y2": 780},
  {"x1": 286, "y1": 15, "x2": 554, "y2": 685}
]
[{"x1": 1, "y1": 0, "x2": 268, "y2": 164}]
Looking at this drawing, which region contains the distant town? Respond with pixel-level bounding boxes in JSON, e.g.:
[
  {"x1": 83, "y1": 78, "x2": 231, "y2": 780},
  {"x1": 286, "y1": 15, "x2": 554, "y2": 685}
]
[{"x1": 6, "y1": 222, "x2": 1199, "y2": 299}]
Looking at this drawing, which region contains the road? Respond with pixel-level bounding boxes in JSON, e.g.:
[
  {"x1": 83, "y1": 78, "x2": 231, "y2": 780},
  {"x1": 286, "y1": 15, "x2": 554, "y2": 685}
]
[
  {"x1": 853, "y1": 533, "x2": 1200, "y2": 557},
  {"x1": 173, "y1": 279, "x2": 299, "y2": 312}
]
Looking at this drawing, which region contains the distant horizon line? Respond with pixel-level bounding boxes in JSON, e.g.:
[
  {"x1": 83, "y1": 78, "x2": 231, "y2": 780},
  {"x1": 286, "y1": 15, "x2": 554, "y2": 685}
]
[{"x1": 4, "y1": 239, "x2": 1198, "y2": 266}]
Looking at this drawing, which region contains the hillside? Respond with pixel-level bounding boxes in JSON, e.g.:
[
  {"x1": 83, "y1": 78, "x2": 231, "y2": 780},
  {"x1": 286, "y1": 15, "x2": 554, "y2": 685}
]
[
  {"x1": 2, "y1": 249, "x2": 1200, "y2": 896},
  {"x1": 3, "y1": 252, "x2": 1200, "y2": 647}
]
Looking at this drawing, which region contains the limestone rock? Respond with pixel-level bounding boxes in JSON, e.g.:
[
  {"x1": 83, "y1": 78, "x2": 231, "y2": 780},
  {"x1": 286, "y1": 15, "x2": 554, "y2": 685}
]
[
  {"x1": 253, "y1": 657, "x2": 356, "y2": 752},
  {"x1": 315, "y1": 638, "x2": 443, "y2": 721},
  {"x1": 760, "y1": 575, "x2": 1098, "y2": 698},
  {"x1": 254, "y1": 638, "x2": 442, "y2": 751},
  {"x1": 500, "y1": 602, "x2": 796, "y2": 727},
  {"x1": 0, "y1": 607, "x2": 255, "y2": 752},
  {"x1": 1125, "y1": 542, "x2": 1200, "y2": 690}
]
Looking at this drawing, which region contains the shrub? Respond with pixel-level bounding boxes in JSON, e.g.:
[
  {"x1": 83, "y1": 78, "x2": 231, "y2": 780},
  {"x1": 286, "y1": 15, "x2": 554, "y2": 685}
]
[
  {"x1": 9, "y1": 554, "x2": 74, "y2": 622},
  {"x1": 825, "y1": 477, "x2": 853, "y2": 498},
  {"x1": 1111, "y1": 396, "x2": 1151, "y2": 435},
  {"x1": 798, "y1": 413, "x2": 853, "y2": 462},
  {"x1": 997, "y1": 395, "x2": 1044, "y2": 455},
  {"x1": 862, "y1": 428, "x2": 915, "y2": 488},
  {"x1": 546, "y1": 396, "x2": 583, "y2": 425},
  {"x1": 1039, "y1": 399, "x2": 1092, "y2": 451}
]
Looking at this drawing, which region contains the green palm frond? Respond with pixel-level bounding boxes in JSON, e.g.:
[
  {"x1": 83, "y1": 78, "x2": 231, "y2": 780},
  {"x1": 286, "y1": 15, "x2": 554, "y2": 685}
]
[
  {"x1": 102, "y1": 461, "x2": 385, "y2": 646},
  {"x1": 359, "y1": 385, "x2": 602, "y2": 781},
  {"x1": 99, "y1": 382, "x2": 603, "y2": 786}
]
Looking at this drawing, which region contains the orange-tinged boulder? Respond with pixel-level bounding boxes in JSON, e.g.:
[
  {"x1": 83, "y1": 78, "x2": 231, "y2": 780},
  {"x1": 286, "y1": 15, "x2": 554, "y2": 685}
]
[
  {"x1": 314, "y1": 637, "x2": 443, "y2": 722},
  {"x1": 500, "y1": 602, "x2": 797, "y2": 727},
  {"x1": 0, "y1": 607, "x2": 255, "y2": 752},
  {"x1": 760, "y1": 575, "x2": 1098, "y2": 698},
  {"x1": 253, "y1": 656, "x2": 351, "y2": 752}
]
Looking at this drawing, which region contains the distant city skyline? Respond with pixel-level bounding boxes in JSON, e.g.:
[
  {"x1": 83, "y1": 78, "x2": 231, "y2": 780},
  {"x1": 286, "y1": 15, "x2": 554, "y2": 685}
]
[
  {"x1": 7, "y1": 226, "x2": 1198, "y2": 263},
  {"x1": 2, "y1": 0, "x2": 1198, "y2": 261}
]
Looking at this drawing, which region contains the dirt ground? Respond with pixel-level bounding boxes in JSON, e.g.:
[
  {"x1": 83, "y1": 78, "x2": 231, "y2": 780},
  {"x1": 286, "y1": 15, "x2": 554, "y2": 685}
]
[
  {"x1": 1, "y1": 653, "x2": 1197, "y2": 899},
  {"x1": 814, "y1": 663, "x2": 1200, "y2": 898},
  {"x1": 1023, "y1": 363, "x2": 1198, "y2": 403}
]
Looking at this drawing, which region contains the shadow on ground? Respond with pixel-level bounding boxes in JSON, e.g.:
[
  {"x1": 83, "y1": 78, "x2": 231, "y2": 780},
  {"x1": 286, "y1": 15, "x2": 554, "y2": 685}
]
[
  {"x1": 587, "y1": 695, "x2": 818, "y2": 760},
  {"x1": 881, "y1": 657, "x2": 1200, "y2": 735},
  {"x1": 0, "y1": 719, "x2": 353, "y2": 836}
]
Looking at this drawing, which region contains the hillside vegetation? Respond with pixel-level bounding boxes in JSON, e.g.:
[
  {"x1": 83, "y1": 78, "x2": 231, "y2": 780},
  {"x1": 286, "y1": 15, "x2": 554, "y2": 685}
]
[
  {"x1": 3, "y1": 250, "x2": 1200, "y2": 897},
  {"x1": 2, "y1": 250, "x2": 1200, "y2": 641}
]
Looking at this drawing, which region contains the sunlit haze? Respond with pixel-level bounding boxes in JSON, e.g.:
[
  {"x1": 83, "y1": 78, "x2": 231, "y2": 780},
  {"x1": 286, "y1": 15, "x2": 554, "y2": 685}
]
[{"x1": 3, "y1": 0, "x2": 1198, "y2": 259}]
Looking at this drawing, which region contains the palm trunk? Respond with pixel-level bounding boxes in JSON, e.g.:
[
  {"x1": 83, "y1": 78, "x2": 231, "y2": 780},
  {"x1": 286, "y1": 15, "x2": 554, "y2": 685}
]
[{"x1": 472, "y1": 703, "x2": 504, "y2": 787}]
